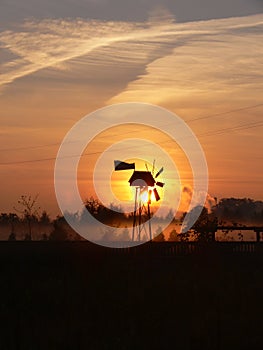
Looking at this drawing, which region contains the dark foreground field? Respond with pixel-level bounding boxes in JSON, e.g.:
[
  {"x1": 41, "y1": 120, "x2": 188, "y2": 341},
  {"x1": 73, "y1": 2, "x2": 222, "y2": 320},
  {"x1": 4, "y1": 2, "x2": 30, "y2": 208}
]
[{"x1": 0, "y1": 241, "x2": 263, "y2": 350}]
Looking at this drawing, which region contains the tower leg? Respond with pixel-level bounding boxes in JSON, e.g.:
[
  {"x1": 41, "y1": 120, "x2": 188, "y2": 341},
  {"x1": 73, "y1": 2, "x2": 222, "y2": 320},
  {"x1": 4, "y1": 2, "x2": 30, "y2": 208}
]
[
  {"x1": 132, "y1": 187, "x2": 138, "y2": 241},
  {"x1": 132, "y1": 187, "x2": 152, "y2": 242},
  {"x1": 138, "y1": 197, "x2": 142, "y2": 241},
  {"x1": 147, "y1": 202, "x2": 152, "y2": 241}
]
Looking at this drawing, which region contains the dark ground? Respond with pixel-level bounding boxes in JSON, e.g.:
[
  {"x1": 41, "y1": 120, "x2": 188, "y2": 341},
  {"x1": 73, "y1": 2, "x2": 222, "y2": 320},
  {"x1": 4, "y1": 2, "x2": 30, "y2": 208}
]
[{"x1": 0, "y1": 241, "x2": 263, "y2": 350}]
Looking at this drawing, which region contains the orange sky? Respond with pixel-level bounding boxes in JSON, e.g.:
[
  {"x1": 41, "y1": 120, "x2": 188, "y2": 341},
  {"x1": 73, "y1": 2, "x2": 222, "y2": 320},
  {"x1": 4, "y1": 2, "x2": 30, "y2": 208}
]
[{"x1": 0, "y1": 12, "x2": 262, "y2": 218}]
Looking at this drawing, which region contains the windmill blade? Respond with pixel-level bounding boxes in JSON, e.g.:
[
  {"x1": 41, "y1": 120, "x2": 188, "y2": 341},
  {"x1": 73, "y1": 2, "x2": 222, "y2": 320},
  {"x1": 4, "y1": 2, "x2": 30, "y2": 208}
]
[
  {"x1": 152, "y1": 159, "x2": 155, "y2": 176},
  {"x1": 148, "y1": 189, "x2": 152, "y2": 204},
  {"x1": 155, "y1": 167, "x2": 164, "y2": 178},
  {"x1": 145, "y1": 163, "x2": 149, "y2": 172},
  {"x1": 153, "y1": 188, "x2": 160, "y2": 202},
  {"x1": 156, "y1": 181, "x2": 165, "y2": 188}
]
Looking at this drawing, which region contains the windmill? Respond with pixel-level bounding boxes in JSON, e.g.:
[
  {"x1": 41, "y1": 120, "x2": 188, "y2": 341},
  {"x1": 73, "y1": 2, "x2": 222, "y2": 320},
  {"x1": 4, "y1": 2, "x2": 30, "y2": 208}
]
[{"x1": 114, "y1": 160, "x2": 165, "y2": 241}]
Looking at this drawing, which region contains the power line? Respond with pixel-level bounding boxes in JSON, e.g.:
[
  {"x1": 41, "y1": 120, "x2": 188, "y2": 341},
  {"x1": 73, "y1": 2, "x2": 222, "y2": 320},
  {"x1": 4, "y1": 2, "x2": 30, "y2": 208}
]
[
  {"x1": 0, "y1": 103, "x2": 262, "y2": 166},
  {"x1": 0, "y1": 142, "x2": 62, "y2": 153},
  {"x1": 1, "y1": 118, "x2": 263, "y2": 166},
  {"x1": 0, "y1": 102, "x2": 262, "y2": 154},
  {"x1": 198, "y1": 120, "x2": 263, "y2": 138},
  {"x1": 187, "y1": 103, "x2": 263, "y2": 123}
]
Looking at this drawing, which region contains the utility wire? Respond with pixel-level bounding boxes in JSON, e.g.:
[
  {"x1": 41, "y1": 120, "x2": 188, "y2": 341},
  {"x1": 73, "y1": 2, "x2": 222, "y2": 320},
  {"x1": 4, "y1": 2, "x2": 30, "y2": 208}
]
[
  {"x1": 0, "y1": 102, "x2": 262, "y2": 153},
  {"x1": 1, "y1": 119, "x2": 262, "y2": 166},
  {"x1": 187, "y1": 103, "x2": 263, "y2": 123},
  {"x1": 0, "y1": 104, "x2": 262, "y2": 166}
]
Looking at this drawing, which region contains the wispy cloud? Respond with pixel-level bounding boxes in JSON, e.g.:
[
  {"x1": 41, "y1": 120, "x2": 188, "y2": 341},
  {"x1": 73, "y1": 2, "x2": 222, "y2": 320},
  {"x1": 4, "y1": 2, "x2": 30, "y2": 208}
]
[
  {"x1": 0, "y1": 16, "x2": 176, "y2": 88},
  {"x1": 108, "y1": 14, "x2": 263, "y2": 110},
  {"x1": 1, "y1": 14, "x2": 262, "y2": 90}
]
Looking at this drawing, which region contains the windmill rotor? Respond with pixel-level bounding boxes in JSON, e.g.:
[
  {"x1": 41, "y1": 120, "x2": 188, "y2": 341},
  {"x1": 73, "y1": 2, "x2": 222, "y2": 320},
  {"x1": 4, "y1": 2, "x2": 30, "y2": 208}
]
[
  {"x1": 150, "y1": 164, "x2": 165, "y2": 202},
  {"x1": 126, "y1": 163, "x2": 165, "y2": 203}
]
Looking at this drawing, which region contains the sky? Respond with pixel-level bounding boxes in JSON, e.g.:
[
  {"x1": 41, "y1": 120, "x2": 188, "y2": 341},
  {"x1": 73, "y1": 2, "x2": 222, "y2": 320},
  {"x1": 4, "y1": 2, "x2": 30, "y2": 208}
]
[{"x1": 0, "y1": 0, "x2": 262, "y2": 218}]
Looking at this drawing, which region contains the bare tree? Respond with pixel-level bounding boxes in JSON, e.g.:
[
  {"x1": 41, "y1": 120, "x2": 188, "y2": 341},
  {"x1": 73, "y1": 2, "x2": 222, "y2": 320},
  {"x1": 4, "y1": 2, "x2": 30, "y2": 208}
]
[{"x1": 14, "y1": 195, "x2": 40, "y2": 240}]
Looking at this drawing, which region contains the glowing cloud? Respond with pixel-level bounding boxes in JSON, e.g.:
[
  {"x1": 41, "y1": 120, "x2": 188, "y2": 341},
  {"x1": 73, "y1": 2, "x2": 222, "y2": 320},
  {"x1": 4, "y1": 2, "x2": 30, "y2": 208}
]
[{"x1": 1, "y1": 14, "x2": 262, "y2": 91}]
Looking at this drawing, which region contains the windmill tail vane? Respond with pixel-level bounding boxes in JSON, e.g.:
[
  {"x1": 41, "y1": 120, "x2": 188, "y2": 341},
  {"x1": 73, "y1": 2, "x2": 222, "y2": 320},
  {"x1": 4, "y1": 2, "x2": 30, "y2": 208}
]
[{"x1": 114, "y1": 160, "x2": 135, "y2": 171}]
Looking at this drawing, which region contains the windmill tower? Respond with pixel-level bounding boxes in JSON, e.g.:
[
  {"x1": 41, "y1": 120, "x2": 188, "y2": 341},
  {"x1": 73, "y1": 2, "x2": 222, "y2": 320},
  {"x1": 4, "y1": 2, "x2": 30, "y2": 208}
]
[{"x1": 114, "y1": 160, "x2": 164, "y2": 242}]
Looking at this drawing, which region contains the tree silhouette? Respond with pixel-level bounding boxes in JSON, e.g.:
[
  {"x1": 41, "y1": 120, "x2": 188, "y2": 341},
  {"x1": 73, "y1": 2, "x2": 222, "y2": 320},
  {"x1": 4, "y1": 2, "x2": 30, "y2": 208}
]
[
  {"x1": 0, "y1": 213, "x2": 19, "y2": 240},
  {"x1": 213, "y1": 198, "x2": 263, "y2": 224},
  {"x1": 153, "y1": 226, "x2": 165, "y2": 242},
  {"x1": 82, "y1": 197, "x2": 126, "y2": 226},
  {"x1": 41, "y1": 233, "x2": 48, "y2": 241},
  {"x1": 39, "y1": 211, "x2": 51, "y2": 225},
  {"x1": 14, "y1": 195, "x2": 40, "y2": 240},
  {"x1": 49, "y1": 218, "x2": 68, "y2": 241},
  {"x1": 177, "y1": 230, "x2": 190, "y2": 242},
  {"x1": 168, "y1": 229, "x2": 178, "y2": 241},
  {"x1": 178, "y1": 206, "x2": 218, "y2": 242},
  {"x1": 190, "y1": 206, "x2": 218, "y2": 242},
  {"x1": 8, "y1": 232, "x2": 16, "y2": 241}
]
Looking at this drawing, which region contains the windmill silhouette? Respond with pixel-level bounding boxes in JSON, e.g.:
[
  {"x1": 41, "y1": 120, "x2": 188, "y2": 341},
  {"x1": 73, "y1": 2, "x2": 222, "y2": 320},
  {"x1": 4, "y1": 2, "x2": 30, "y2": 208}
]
[{"x1": 114, "y1": 160, "x2": 165, "y2": 241}]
